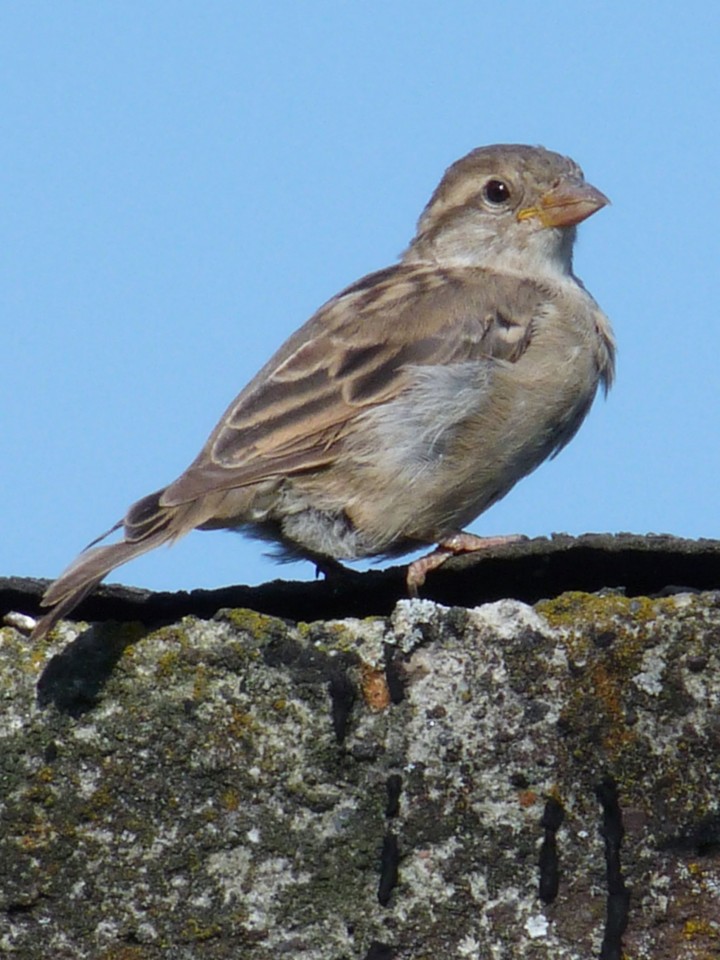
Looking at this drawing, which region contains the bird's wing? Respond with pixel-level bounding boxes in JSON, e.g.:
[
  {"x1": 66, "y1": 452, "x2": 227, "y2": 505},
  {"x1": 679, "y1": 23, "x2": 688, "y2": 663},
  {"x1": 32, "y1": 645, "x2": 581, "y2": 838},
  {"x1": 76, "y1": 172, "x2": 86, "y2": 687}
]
[{"x1": 161, "y1": 263, "x2": 545, "y2": 505}]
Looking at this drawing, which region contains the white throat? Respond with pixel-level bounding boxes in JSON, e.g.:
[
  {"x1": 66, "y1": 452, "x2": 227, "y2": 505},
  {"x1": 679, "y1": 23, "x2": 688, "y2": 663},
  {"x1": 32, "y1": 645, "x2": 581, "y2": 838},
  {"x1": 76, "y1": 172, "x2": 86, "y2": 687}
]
[{"x1": 405, "y1": 220, "x2": 577, "y2": 284}]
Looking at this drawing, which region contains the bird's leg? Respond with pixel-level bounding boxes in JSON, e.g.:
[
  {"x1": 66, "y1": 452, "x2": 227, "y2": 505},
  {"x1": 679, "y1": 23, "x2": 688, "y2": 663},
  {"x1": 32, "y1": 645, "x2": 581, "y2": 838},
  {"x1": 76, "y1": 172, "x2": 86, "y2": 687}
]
[
  {"x1": 311, "y1": 554, "x2": 352, "y2": 581},
  {"x1": 406, "y1": 532, "x2": 526, "y2": 596}
]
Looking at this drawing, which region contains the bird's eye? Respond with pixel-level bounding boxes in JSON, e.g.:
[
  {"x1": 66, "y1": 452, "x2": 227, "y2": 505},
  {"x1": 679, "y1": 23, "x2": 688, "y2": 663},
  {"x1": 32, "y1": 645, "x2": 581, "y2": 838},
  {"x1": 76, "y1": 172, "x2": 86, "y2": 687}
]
[{"x1": 483, "y1": 179, "x2": 511, "y2": 204}]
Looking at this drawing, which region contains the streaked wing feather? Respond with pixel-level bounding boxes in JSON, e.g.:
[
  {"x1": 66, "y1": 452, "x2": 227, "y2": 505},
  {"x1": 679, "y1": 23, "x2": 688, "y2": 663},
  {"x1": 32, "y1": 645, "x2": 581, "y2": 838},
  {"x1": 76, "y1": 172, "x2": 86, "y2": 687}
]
[{"x1": 163, "y1": 265, "x2": 542, "y2": 504}]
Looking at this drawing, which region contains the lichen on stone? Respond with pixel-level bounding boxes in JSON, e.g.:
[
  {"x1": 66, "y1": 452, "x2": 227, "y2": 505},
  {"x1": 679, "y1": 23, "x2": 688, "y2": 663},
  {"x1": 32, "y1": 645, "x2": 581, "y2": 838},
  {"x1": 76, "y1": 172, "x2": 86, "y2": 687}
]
[{"x1": 2, "y1": 590, "x2": 720, "y2": 957}]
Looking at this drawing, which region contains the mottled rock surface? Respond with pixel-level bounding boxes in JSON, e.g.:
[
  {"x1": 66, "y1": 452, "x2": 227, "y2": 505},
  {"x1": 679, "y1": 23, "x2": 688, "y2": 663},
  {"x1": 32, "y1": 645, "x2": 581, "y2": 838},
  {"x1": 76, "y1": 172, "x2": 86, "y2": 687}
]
[{"x1": 2, "y1": 537, "x2": 720, "y2": 958}]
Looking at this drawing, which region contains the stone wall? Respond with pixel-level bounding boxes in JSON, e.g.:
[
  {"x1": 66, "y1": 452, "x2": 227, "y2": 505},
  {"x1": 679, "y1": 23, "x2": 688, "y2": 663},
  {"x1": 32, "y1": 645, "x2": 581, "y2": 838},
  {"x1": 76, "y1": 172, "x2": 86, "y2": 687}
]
[{"x1": 2, "y1": 536, "x2": 720, "y2": 958}]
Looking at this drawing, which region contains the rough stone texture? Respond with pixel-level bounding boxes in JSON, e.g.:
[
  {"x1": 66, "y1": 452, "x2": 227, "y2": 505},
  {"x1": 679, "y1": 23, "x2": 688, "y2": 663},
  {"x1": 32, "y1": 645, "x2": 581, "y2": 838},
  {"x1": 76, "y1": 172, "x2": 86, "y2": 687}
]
[{"x1": 2, "y1": 538, "x2": 720, "y2": 958}]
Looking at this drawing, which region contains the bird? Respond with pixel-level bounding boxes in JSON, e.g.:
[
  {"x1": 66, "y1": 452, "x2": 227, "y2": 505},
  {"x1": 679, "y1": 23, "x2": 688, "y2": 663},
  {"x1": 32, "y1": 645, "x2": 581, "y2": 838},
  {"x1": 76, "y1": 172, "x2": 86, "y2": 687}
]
[{"x1": 31, "y1": 144, "x2": 615, "y2": 642}]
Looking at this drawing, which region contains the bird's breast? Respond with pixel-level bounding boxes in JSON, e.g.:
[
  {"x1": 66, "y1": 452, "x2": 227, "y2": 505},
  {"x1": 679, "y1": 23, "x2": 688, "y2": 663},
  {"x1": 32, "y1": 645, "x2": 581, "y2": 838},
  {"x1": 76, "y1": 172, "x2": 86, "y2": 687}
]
[{"x1": 335, "y1": 293, "x2": 611, "y2": 548}]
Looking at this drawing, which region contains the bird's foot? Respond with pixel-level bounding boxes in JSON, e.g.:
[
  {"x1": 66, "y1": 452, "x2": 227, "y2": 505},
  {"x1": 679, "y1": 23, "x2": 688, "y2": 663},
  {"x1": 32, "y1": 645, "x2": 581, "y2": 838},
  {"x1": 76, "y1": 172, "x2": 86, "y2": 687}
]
[{"x1": 406, "y1": 532, "x2": 526, "y2": 596}]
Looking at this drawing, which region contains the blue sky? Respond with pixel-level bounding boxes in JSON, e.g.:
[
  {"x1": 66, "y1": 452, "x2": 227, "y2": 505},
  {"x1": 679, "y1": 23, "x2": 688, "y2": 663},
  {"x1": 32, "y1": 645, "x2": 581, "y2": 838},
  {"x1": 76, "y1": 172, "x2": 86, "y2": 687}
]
[{"x1": 3, "y1": 2, "x2": 718, "y2": 594}]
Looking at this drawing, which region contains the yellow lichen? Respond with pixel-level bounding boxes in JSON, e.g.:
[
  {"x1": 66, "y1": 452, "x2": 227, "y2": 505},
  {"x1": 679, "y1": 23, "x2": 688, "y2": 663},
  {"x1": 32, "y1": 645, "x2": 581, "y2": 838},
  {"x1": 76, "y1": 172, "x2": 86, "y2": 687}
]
[
  {"x1": 536, "y1": 591, "x2": 660, "y2": 634},
  {"x1": 192, "y1": 664, "x2": 209, "y2": 701},
  {"x1": 181, "y1": 918, "x2": 223, "y2": 942},
  {"x1": 226, "y1": 705, "x2": 257, "y2": 739},
  {"x1": 154, "y1": 649, "x2": 182, "y2": 680},
  {"x1": 223, "y1": 607, "x2": 282, "y2": 639},
  {"x1": 683, "y1": 917, "x2": 719, "y2": 939},
  {"x1": 219, "y1": 788, "x2": 241, "y2": 812}
]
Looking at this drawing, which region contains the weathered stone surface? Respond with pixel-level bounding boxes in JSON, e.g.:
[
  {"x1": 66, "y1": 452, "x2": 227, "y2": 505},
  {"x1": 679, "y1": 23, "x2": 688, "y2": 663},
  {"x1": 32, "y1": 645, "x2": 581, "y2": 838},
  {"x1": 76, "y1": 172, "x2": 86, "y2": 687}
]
[{"x1": 3, "y1": 585, "x2": 720, "y2": 958}]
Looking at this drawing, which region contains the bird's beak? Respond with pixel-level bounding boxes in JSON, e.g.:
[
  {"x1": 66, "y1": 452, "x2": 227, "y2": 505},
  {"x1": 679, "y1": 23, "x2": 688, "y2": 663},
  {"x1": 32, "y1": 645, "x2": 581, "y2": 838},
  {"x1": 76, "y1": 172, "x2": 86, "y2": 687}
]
[{"x1": 517, "y1": 180, "x2": 610, "y2": 228}]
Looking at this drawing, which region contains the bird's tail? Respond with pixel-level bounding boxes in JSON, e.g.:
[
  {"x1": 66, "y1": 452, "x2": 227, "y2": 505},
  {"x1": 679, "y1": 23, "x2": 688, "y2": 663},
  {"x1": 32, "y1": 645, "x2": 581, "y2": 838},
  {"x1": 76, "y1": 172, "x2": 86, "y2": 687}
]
[{"x1": 31, "y1": 488, "x2": 182, "y2": 642}]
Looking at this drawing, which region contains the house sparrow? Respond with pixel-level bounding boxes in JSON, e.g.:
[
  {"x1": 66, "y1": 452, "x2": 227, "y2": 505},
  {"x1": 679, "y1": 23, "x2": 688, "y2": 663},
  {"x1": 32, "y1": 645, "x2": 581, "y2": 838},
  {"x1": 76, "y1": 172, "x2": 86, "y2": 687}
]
[{"x1": 31, "y1": 144, "x2": 614, "y2": 641}]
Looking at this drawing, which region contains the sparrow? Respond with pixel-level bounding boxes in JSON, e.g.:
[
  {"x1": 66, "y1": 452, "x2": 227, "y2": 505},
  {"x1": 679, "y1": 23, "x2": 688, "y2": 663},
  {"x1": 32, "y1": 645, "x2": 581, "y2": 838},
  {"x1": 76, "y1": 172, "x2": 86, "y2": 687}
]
[{"x1": 31, "y1": 144, "x2": 615, "y2": 642}]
